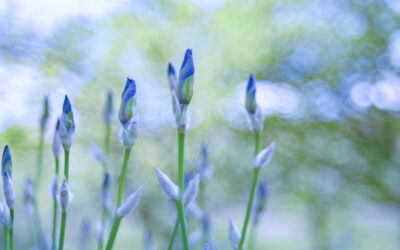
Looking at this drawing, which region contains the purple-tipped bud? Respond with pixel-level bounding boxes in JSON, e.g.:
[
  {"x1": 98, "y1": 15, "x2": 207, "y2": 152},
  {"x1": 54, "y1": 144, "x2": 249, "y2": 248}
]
[
  {"x1": 197, "y1": 143, "x2": 212, "y2": 181},
  {"x1": 2, "y1": 145, "x2": 12, "y2": 179},
  {"x1": 89, "y1": 143, "x2": 106, "y2": 165},
  {"x1": 40, "y1": 96, "x2": 50, "y2": 131},
  {"x1": 48, "y1": 177, "x2": 58, "y2": 200},
  {"x1": 254, "y1": 141, "x2": 276, "y2": 169},
  {"x1": 156, "y1": 168, "x2": 179, "y2": 201},
  {"x1": 101, "y1": 173, "x2": 111, "y2": 211},
  {"x1": 118, "y1": 115, "x2": 139, "y2": 148},
  {"x1": 177, "y1": 49, "x2": 195, "y2": 105},
  {"x1": 52, "y1": 119, "x2": 62, "y2": 158},
  {"x1": 0, "y1": 201, "x2": 11, "y2": 228},
  {"x1": 228, "y1": 219, "x2": 240, "y2": 250},
  {"x1": 2, "y1": 172, "x2": 15, "y2": 209},
  {"x1": 168, "y1": 63, "x2": 177, "y2": 93},
  {"x1": 59, "y1": 178, "x2": 73, "y2": 210},
  {"x1": 119, "y1": 78, "x2": 137, "y2": 125},
  {"x1": 116, "y1": 187, "x2": 142, "y2": 217},
  {"x1": 245, "y1": 74, "x2": 257, "y2": 114},
  {"x1": 183, "y1": 174, "x2": 200, "y2": 205},
  {"x1": 103, "y1": 91, "x2": 114, "y2": 125},
  {"x1": 23, "y1": 178, "x2": 36, "y2": 203},
  {"x1": 59, "y1": 95, "x2": 75, "y2": 150}
]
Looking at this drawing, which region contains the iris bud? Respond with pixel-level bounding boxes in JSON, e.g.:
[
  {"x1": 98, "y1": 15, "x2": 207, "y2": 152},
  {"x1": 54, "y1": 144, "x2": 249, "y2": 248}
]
[
  {"x1": 228, "y1": 218, "x2": 240, "y2": 250},
  {"x1": 254, "y1": 142, "x2": 276, "y2": 169},
  {"x1": 177, "y1": 49, "x2": 195, "y2": 105},
  {"x1": 52, "y1": 119, "x2": 62, "y2": 158},
  {"x1": 2, "y1": 145, "x2": 12, "y2": 179},
  {"x1": 116, "y1": 187, "x2": 142, "y2": 217},
  {"x1": 118, "y1": 115, "x2": 139, "y2": 148},
  {"x1": 168, "y1": 63, "x2": 177, "y2": 94},
  {"x1": 245, "y1": 74, "x2": 257, "y2": 114},
  {"x1": 119, "y1": 78, "x2": 136, "y2": 125},
  {"x1": 59, "y1": 95, "x2": 76, "y2": 151},
  {"x1": 156, "y1": 168, "x2": 179, "y2": 201}
]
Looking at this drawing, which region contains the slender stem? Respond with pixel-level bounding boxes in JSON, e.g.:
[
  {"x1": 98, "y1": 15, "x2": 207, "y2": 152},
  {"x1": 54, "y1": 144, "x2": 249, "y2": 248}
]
[
  {"x1": 52, "y1": 156, "x2": 59, "y2": 250},
  {"x1": 238, "y1": 132, "x2": 261, "y2": 250},
  {"x1": 167, "y1": 217, "x2": 180, "y2": 250},
  {"x1": 58, "y1": 211, "x2": 67, "y2": 250},
  {"x1": 36, "y1": 129, "x2": 44, "y2": 187},
  {"x1": 105, "y1": 216, "x2": 122, "y2": 250},
  {"x1": 177, "y1": 131, "x2": 189, "y2": 250},
  {"x1": 9, "y1": 208, "x2": 13, "y2": 250},
  {"x1": 3, "y1": 225, "x2": 8, "y2": 250},
  {"x1": 104, "y1": 124, "x2": 111, "y2": 157},
  {"x1": 117, "y1": 148, "x2": 132, "y2": 207},
  {"x1": 64, "y1": 150, "x2": 70, "y2": 182}
]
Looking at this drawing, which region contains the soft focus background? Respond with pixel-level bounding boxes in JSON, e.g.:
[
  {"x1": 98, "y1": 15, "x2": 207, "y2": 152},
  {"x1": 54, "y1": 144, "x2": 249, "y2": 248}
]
[{"x1": 1, "y1": 0, "x2": 400, "y2": 249}]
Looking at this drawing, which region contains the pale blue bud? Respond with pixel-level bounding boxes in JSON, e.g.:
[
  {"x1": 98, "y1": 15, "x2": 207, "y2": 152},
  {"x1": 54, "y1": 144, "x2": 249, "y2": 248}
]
[
  {"x1": 48, "y1": 177, "x2": 58, "y2": 200},
  {"x1": 118, "y1": 115, "x2": 139, "y2": 148},
  {"x1": 2, "y1": 145, "x2": 12, "y2": 179},
  {"x1": 177, "y1": 49, "x2": 195, "y2": 104},
  {"x1": 228, "y1": 219, "x2": 240, "y2": 250},
  {"x1": 101, "y1": 173, "x2": 111, "y2": 211},
  {"x1": 116, "y1": 187, "x2": 142, "y2": 217},
  {"x1": 168, "y1": 63, "x2": 177, "y2": 94},
  {"x1": 119, "y1": 78, "x2": 136, "y2": 125},
  {"x1": 156, "y1": 168, "x2": 179, "y2": 201},
  {"x1": 254, "y1": 141, "x2": 276, "y2": 169},
  {"x1": 2, "y1": 172, "x2": 15, "y2": 209},
  {"x1": 245, "y1": 74, "x2": 257, "y2": 114},
  {"x1": 253, "y1": 182, "x2": 268, "y2": 224},
  {"x1": 59, "y1": 178, "x2": 73, "y2": 210},
  {"x1": 40, "y1": 96, "x2": 50, "y2": 131},
  {"x1": 89, "y1": 143, "x2": 106, "y2": 165},
  {"x1": 171, "y1": 92, "x2": 188, "y2": 131},
  {"x1": 0, "y1": 201, "x2": 11, "y2": 228},
  {"x1": 103, "y1": 91, "x2": 114, "y2": 125},
  {"x1": 197, "y1": 143, "x2": 212, "y2": 181},
  {"x1": 183, "y1": 174, "x2": 200, "y2": 205},
  {"x1": 96, "y1": 221, "x2": 103, "y2": 244},
  {"x1": 52, "y1": 119, "x2": 62, "y2": 158},
  {"x1": 203, "y1": 243, "x2": 210, "y2": 250},
  {"x1": 59, "y1": 95, "x2": 75, "y2": 150}
]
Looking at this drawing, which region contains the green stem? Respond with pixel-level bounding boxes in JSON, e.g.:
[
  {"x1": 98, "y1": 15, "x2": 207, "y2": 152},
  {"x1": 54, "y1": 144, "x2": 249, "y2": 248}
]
[
  {"x1": 177, "y1": 131, "x2": 189, "y2": 250},
  {"x1": 3, "y1": 225, "x2": 8, "y2": 250},
  {"x1": 58, "y1": 211, "x2": 67, "y2": 250},
  {"x1": 36, "y1": 130, "x2": 44, "y2": 187},
  {"x1": 238, "y1": 133, "x2": 261, "y2": 250},
  {"x1": 117, "y1": 148, "x2": 131, "y2": 207},
  {"x1": 167, "y1": 217, "x2": 179, "y2": 250},
  {"x1": 52, "y1": 157, "x2": 59, "y2": 250},
  {"x1": 64, "y1": 150, "x2": 70, "y2": 182},
  {"x1": 105, "y1": 216, "x2": 122, "y2": 250},
  {"x1": 104, "y1": 124, "x2": 111, "y2": 157},
  {"x1": 9, "y1": 208, "x2": 13, "y2": 250}
]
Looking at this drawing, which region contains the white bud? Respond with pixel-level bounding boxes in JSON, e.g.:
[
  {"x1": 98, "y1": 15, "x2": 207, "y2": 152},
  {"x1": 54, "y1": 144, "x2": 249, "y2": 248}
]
[
  {"x1": 254, "y1": 141, "x2": 276, "y2": 169},
  {"x1": 156, "y1": 169, "x2": 179, "y2": 200},
  {"x1": 116, "y1": 187, "x2": 142, "y2": 217},
  {"x1": 183, "y1": 174, "x2": 200, "y2": 205}
]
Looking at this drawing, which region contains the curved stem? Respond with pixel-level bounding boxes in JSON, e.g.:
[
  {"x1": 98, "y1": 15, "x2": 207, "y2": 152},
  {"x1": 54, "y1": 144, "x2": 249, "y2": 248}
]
[
  {"x1": 117, "y1": 148, "x2": 131, "y2": 207},
  {"x1": 58, "y1": 211, "x2": 67, "y2": 250},
  {"x1": 105, "y1": 216, "x2": 122, "y2": 250},
  {"x1": 167, "y1": 217, "x2": 179, "y2": 250},
  {"x1": 4, "y1": 225, "x2": 8, "y2": 250},
  {"x1": 64, "y1": 150, "x2": 70, "y2": 182},
  {"x1": 238, "y1": 132, "x2": 261, "y2": 250},
  {"x1": 9, "y1": 208, "x2": 13, "y2": 250}
]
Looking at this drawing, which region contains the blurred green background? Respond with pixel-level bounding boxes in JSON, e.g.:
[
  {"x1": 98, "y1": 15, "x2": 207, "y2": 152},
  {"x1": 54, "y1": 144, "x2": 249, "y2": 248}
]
[{"x1": 1, "y1": 0, "x2": 400, "y2": 249}]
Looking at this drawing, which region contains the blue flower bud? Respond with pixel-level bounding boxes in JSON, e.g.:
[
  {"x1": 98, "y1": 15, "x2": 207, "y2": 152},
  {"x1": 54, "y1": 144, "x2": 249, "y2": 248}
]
[
  {"x1": 254, "y1": 141, "x2": 276, "y2": 169},
  {"x1": 116, "y1": 187, "x2": 142, "y2": 217},
  {"x1": 101, "y1": 173, "x2": 111, "y2": 211},
  {"x1": 89, "y1": 143, "x2": 106, "y2": 165},
  {"x1": 183, "y1": 174, "x2": 200, "y2": 205},
  {"x1": 228, "y1": 218, "x2": 240, "y2": 250},
  {"x1": 119, "y1": 78, "x2": 137, "y2": 125},
  {"x1": 52, "y1": 119, "x2": 62, "y2": 158},
  {"x1": 59, "y1": 178, "x2": 73, "y2": 210},
  {"x1": 103, "y1": 91, "x2": 114, "y2": 125},
  {"x1": 253, "y1": 182, "x2": 268, "y2": 224},
  {"x1": 168, "y1": 63, "x2": 177, "y2": 94},
  {"x1": 40, "y1": 96, "x2": 50, "y2": 131},
  {"x1": 59, "y1": 95, "x2": 76, "y2": 150},
  {"x1": 156, "y1": 168, "x2": 179, "y2": 201},
  {"x1": 171, "y1": 92, "x2": 188, "y2": 131},
  {"x1": 2, "y1": 172, "x2": 15, "y2": 209},
  {"x1": 177, "y1": 49, "x2": 195, "y2": 105},
  {"x1": 118, "y1": 115, "x2": 139, "y2": 148},
  {"x1": 203, "y1": 243, "x2": 210, "y2": 250},
  {"x1": 202, "y1": 213, "x2": 211, "y2": 236},
  {"x1": 197, "y1": 143, "x2": 212, "y2": 181},
  {"x1": 2, "y1": 145, "x2": 12, "y2": 179},
  {"x1": 245, "y1": 74, "x2": 257, "y2": 114},
  {"x1": 0, "y1": 201, "x2": 11, "y2": 228}
]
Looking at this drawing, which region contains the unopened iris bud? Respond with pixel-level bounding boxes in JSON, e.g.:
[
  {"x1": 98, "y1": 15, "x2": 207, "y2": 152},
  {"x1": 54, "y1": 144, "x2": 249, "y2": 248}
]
[
  {"x1": 2, "y1": 172, "x2": 15, "y2": 209},
  {"x1": 59, "y1": 95, "x2": 75, "y2": 150},
  {"x1": 171, "y1": 92, "x2": 188, "y2": 131},
  {"x1": 59, "y1": 178, "x2": 73, "y2": 210},
  {"x1": 119, "y1": 78, "x2": 137, "y2": 125},
  {"x1": 118, "y1": 115, "x2": 139, "y2": 148},
  {"x1": 246, "y1": 106, "x2": 264, "y2": 132},
  {"x1": 197, "y1": 143, "x2": 212, "y2": 181},
  {"x1": 254, "y1": 141, "x2": 276, "y2": 169},
  {"x1": 116, "y1": 187, "x2": 142, "y2": 217},
  {"x1": 183, "y1": 174, "x2": 200, "y2": 205},
  {"x1": 168, "y1": 63, "x2": 177, "y2": 93},
  {"x1": 103, "y1": 91, "x2": 114, "y2": 126},
  {"x1": 0, "y1": 201, "x2": 11, "y2": 228},
  {"x1": 156, "y1": 168, "x2": 179, "y2": 201},
  {"x1": 245, "y1": 74, "x2": 257, "y2": 114},
  {"x1": 177, "y1": 49, "x2": 195, "y2": 105},
  {"x1": 40, "y1": 96, "x2": 50, "y2": 131},
  {"x1": 101, "y1": 173, "x2": 111, "y2": 211},
  {"x1": 48, "y1": 177, "x2": 58, "y2": 200},
  {"x1": 89, "y1": 143, "x2": 106, "y2": 165},
  {"x1": 229, "y1": 218, "x2": 240, "y2": 250},
  {"x1": 52, "y1": 119, "x2": 62, "y2": 158},
  {"x1": 2, "y1": 145, "x2": 12, "y2": 178}
]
